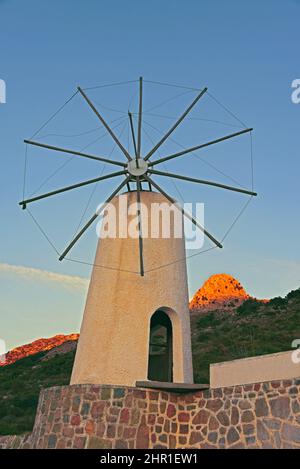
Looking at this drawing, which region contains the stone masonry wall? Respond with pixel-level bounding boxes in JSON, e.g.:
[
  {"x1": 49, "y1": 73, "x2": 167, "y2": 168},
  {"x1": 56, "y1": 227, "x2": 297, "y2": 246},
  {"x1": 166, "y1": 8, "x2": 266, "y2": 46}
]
[{"x1": 1, "y1": 378, "x2": 300, "y2": 449}]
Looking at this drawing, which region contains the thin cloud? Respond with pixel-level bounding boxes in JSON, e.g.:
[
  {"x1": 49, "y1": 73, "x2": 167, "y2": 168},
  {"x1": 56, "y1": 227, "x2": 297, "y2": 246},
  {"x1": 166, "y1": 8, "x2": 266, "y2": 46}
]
[{"x1": 0, "y1": 263, "x2": 89, "y2": 291}]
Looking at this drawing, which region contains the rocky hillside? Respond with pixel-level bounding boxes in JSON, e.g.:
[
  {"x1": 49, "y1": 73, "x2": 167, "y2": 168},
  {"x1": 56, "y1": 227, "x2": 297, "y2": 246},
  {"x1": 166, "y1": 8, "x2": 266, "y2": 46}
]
[
  {"x1": 189, "y1": 273, "x2": 268, "y2": 312},
  {"x1": 0, "y1": 334, "x2": 79, "y2": 367}
]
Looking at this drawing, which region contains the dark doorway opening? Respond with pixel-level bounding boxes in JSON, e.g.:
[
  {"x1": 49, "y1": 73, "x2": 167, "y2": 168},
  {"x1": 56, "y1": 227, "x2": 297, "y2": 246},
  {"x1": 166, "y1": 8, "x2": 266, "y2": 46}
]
[{"x1": 148, "y1": 310, "x2": 173, "y2": 382}]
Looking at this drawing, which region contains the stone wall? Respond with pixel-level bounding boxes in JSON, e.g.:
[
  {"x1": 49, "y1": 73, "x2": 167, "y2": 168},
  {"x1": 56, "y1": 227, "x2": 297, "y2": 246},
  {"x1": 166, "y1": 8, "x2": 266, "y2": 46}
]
[
  {"x1": 0, "y1": 433, "x2": 31, "y2": 449},
  {"x1": 1, "y1": 378, "x2": 300, "y2": 449}
]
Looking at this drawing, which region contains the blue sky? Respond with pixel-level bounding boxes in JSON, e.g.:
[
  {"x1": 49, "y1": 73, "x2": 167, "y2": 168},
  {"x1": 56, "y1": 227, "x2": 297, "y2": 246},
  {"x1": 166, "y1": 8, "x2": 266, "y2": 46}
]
[{"x1": 0, "y1": 0, "x2": 299, "y2": 350}]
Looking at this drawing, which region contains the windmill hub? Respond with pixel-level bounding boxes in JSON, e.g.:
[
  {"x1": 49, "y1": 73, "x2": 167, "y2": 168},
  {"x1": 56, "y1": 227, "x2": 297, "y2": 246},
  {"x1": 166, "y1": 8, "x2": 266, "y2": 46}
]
[{"x1": 127, "y1": 158, "x2": 148, "y2": 178}]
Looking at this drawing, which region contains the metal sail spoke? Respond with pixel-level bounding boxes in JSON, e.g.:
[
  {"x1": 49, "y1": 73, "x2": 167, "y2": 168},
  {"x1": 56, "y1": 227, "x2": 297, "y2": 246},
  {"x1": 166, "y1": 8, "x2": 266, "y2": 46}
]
[
  {"x1": 144, "y1": 87, "x2": 208, "y2": 161},
  {"x1": 145, "y1": 176, "x2": 223, "y2": 249},
  {"x1": 137, "y1": 77, "x2": 143, "y2": 158},
  {"x1": 77, "y1": 87, "x2": 131, "y2": 161},
  {"x1": 24, "y1": 139, "x2": 127, "y2": 168},
  {"x1": 59, "y1": 176, "x2": 131, "y2": 261},
  {"x1": 128, "y1": 112, "x2": 138, "y2": 158},
  {"x1": 136, "y1": 176, "x2": 144, "y2": 276},
  {"x1": 148, "y1": 169, "x2": 257, "y2": 196},
  {"x1": 19, "y1": 170, "x2": 126, "y2": 209},
  {"x1": 148, "y1": 128, "x2": 253, "y2": 167}
]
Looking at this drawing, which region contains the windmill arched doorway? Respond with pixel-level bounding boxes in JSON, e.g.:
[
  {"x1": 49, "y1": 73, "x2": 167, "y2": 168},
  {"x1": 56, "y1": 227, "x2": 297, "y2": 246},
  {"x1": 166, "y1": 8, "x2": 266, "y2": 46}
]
[{"x1": 148, "y1": 309, "x2": 173, "y2": 382}]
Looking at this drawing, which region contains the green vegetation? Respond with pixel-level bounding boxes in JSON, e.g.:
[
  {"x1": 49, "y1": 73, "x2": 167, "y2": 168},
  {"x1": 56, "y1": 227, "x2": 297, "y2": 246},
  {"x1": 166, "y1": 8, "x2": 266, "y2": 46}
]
[
  {"x1": 0, "y1": 287, "x2": 299, "y2": 435},
  {"x1": 192, "y1": 288, "x2": 300, "y2": 383},
  {"x1": 236, "y1": 298, "x2": 261, "y2": 315},
  {"x1": 0, "y1": 350, "x2": 75, "y2": 435}
]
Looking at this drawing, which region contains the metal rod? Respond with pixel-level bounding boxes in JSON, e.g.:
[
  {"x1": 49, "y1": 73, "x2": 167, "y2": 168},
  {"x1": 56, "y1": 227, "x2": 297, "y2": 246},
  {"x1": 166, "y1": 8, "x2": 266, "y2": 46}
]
[
  {"x1": 77, "y1": 86, "x2": 132, "y2": 161},
  {"x1": 137, "y1": 77, "x2": 143, "y2": 158},
  {"x1": 136, "y1": 176, "x2": 144, "y2": 276},
  {"x1": 59, "y1": 176, "x2": 131, "y2": 261},
  {"x1": 144, "y1": 87, "x2": 208, "y2": 161},
  {"x1": 24, "y1": 139, "x2": 127, "y2": 168},
  {"x1": 148, "y1": 169, "x2": 257, "y2": 196},
  {"x1": 145, "y1": 176, "x2": 223, "y2": 249},
  {"x1": 19, "y1": 170, "x2": 126, "y2": 208},
  {"x1": 148, "y1": 128, "x2": 253, "y2": 167},
  {"x1": 128, "y1": 111, "x2": 138, "y2": 159}
]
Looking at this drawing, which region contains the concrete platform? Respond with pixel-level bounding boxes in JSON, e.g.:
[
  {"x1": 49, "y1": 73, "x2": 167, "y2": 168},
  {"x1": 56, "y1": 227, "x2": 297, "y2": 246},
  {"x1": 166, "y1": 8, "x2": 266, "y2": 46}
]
[{"x1": 135, "y1": 380, "x2": 209, "y2": 393}]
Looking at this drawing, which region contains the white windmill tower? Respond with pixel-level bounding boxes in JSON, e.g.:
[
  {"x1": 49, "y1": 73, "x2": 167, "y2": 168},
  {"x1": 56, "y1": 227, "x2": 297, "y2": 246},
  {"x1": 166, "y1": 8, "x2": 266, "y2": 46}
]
[{"x1": 20, "y1": 78, "x2": 256, "y2": 388}]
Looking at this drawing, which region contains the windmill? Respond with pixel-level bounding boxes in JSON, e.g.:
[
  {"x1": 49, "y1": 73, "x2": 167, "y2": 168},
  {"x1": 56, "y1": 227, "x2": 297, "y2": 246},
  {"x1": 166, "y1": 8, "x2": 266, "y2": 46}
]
[{"x1": 19, "y1": 78, "x2": 256, "y2": 388}]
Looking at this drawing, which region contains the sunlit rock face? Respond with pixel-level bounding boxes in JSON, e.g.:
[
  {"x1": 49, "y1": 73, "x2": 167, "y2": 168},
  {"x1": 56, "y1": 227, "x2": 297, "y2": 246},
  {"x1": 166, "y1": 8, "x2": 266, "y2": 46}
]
[
  {"x1": 0, "y1": 334, "x2": 79, "y2": 367},
  {"x1": 189, "y1": 273, "x2": 249, "y2": 313}
]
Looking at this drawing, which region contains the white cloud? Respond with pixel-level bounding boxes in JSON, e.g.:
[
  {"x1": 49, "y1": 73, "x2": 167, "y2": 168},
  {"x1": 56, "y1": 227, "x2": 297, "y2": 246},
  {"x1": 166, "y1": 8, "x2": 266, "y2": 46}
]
[{"x1": 0, "y1": 263, "x2": 89, "y2": 291}]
